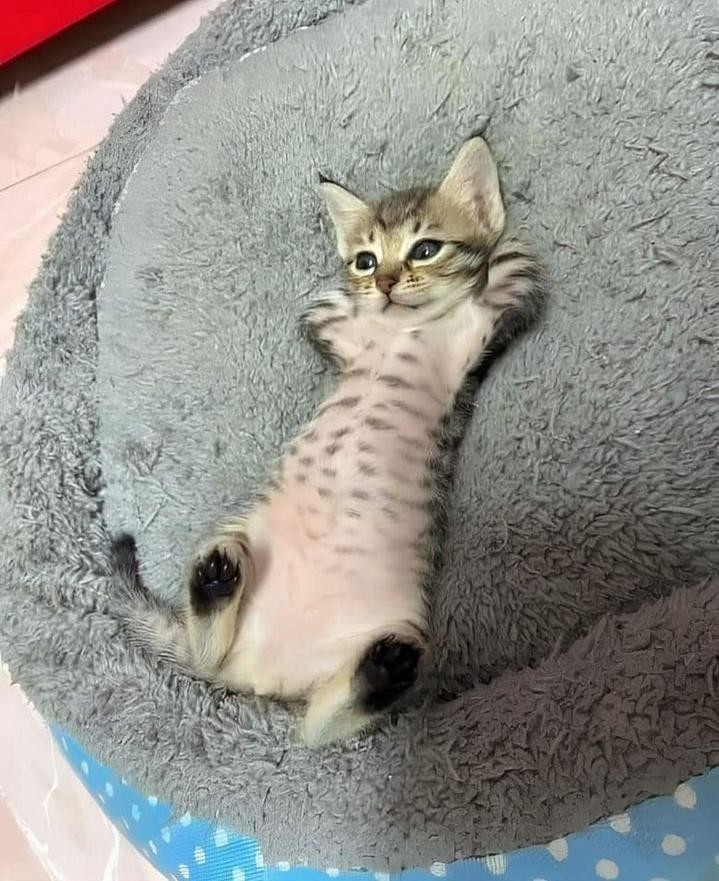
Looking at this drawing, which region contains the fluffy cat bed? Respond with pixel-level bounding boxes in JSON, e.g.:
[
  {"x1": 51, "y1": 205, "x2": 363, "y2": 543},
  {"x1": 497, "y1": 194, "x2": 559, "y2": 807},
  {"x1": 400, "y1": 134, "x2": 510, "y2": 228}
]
[{"x1": 0, "y1": 0, "x2": 717, "y2": 871}]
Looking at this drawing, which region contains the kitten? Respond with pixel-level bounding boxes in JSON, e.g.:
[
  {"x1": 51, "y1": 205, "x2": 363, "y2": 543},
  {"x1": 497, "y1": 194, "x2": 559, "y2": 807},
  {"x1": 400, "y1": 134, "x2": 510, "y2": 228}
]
[{"x1": 122, "y1": 136, "x2": 541, "y2": 746}]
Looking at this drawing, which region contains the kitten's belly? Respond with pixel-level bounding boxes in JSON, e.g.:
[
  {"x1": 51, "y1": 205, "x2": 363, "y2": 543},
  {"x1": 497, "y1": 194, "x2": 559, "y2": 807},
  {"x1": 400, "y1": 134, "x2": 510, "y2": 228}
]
[
  {"x1": 222, "y1": 503, "x2": 428, "y2": 698},
  {"x1": 221, "y1": 349, "x2": 443, "y2": 698}
]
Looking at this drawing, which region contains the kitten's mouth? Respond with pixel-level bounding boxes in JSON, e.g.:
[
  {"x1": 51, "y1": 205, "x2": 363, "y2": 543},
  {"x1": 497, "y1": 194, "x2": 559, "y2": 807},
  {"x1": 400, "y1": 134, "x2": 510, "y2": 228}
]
[
  {"x1": 382, "y1": 295, "x2": 418, "y2": 311},
  {"x1": 386, "y1": 291, "x2": 421, "y2": 308}
]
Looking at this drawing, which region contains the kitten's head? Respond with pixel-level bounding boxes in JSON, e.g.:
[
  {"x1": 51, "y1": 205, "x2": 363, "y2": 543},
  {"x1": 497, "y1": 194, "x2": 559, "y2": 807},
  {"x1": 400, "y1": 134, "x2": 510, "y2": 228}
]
[{"x1": 319, "y1": 136, "x2": 505, "y2": 310}]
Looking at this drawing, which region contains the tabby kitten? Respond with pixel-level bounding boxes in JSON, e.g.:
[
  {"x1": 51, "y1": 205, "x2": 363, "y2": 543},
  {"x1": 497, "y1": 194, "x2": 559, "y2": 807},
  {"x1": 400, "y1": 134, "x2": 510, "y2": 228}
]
[{"x1": 131, "y1": 136, "x2": 540, "y2": 746}]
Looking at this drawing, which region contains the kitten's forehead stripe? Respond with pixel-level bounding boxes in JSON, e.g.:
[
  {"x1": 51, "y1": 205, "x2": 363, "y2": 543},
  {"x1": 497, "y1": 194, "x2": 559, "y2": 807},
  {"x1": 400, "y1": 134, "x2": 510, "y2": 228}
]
[{"x1": 374, "y1": 187, "x2": 433, "y2": 228}]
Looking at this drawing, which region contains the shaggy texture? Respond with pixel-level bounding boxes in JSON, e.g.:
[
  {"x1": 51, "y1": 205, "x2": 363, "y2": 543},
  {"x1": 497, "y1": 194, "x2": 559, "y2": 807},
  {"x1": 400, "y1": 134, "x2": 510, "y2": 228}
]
[{"x1": 1, "y1": 0, "x2": 718, "y2": 870}]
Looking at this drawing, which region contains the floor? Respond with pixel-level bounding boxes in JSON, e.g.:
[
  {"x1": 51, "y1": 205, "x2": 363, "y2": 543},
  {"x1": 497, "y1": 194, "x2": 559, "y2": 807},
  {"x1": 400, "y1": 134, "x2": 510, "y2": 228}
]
[{"x1": 0, "y1": 2, "x2": 220, "y2": 877}]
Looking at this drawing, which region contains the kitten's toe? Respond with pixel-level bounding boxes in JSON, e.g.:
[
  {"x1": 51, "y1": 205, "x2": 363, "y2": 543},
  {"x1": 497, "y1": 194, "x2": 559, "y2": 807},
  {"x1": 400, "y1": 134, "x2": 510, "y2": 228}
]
[
  {"x1": 355, "y1": 635, "x2": 424, "y2": 712},
  {"x1": 189, "y1": 545, "x2": 242, "y2": 613}
]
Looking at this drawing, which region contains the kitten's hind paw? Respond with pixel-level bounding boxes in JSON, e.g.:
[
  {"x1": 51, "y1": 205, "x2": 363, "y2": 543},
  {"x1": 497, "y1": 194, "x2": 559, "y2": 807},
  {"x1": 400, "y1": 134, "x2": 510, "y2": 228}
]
[
  {"x1": 189, "y1": 544, "x2": 243, "y2": 615},
  {"x1": 355, "y1": 635, "x2": 424, "y2": 712}
]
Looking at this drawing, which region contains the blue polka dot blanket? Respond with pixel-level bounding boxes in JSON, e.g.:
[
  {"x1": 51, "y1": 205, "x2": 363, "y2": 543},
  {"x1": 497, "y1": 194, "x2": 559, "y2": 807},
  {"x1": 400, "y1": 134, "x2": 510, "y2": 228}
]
[{"x1": 55, "y1": 727, "x2": 719, "y2": 881}]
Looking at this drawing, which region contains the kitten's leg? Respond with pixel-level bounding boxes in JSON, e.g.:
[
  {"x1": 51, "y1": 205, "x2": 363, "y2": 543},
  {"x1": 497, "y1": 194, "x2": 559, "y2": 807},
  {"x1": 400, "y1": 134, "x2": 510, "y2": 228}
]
[
  {"x1": 483, "y1": 234, "x2": 543, "y2": 328},
  {"x1": 301, "y1": 291, "x2": 365, "y2": 368},
  {"x1": 445, "y1": 235, "x2": 541, "y2": 377},
  {"x1": 303, "y1": 634, "x2": 424, "y2": 746},
  {"x1": 185, "y1": 527, "x2": 250, "y2": 675}
]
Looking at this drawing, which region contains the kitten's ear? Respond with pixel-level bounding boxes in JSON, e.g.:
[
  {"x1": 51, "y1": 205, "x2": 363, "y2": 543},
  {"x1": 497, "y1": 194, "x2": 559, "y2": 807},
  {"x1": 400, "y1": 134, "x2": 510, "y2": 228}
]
[
  {"x1": 439, "y1": 137, "x2": 505, "y2": 240},
  {"x1": 318, "y1": 176, "x2": 369, "y2": 257}
]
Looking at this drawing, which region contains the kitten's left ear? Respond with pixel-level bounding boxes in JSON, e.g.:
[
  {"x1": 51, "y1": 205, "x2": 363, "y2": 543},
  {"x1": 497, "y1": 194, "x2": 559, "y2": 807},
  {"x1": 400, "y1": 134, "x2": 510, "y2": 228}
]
[
  {"x1": 438, "y1": 137, "x2": 505, "y2": 240},
  {"x1": 318, "y1": 175, "x2": 369, "y2": 257}
]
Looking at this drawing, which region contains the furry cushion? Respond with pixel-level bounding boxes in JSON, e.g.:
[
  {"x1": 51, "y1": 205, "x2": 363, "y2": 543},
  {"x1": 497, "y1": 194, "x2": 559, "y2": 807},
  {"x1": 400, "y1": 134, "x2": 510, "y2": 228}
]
[{"x1": 1, "y1": 0, "x2": 717, "y2": 870}]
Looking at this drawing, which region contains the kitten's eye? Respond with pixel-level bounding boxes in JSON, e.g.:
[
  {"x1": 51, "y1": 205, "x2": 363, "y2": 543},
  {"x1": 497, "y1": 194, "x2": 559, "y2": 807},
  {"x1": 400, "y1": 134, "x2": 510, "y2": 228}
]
[
  {"x1": 354, "y1": 252, "x2": 377, "y2": 274},
  {"x1": 408, "y1": 239, "x2": 443, "y2": 261}
]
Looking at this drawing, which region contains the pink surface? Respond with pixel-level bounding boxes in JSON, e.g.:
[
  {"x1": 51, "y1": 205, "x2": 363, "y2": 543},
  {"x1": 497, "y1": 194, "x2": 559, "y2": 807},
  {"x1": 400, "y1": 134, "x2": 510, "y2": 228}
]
[{"x1": 0, "y1": 2, "x2": 221, "y2": 876}]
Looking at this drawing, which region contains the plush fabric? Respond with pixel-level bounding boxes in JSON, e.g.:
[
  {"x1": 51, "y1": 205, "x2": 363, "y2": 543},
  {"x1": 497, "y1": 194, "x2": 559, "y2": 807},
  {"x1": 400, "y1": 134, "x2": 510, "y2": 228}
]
[{"x1": 0, "y1": 0, "x2": 717, "y2": 871}]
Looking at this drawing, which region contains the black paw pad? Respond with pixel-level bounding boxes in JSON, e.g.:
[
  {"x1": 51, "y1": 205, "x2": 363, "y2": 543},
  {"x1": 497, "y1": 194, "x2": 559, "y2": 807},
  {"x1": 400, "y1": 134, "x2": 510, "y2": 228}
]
[
  {"x1": 189, "y1": 547, "x2": 241, "y2": 614},
  {"x1": 356, "y1": 636, "x2": 423, "y2": 712}
]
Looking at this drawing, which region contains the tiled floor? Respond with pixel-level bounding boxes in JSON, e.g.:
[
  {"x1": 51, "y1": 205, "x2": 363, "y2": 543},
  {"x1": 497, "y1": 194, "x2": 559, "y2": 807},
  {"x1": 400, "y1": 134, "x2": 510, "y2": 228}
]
[{"x1": 0, "y1": 2, "x2": 220, "y2": 877}]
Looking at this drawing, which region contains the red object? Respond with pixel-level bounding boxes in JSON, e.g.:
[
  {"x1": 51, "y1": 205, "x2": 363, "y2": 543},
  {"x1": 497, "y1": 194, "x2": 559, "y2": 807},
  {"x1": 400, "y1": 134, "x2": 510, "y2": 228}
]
[{"x1": 1, "y1": 0, "x2": 119, "y2": 65}]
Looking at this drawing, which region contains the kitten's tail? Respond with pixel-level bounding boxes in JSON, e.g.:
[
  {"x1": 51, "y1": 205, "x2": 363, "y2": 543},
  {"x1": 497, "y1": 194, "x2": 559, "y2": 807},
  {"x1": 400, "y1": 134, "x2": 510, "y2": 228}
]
[
  {"x1": 110, "y1": 533, "x2": 193, "y2": 672},
  {"x1": 485, "y1": 233, "x2": 545, "y2": 344}
]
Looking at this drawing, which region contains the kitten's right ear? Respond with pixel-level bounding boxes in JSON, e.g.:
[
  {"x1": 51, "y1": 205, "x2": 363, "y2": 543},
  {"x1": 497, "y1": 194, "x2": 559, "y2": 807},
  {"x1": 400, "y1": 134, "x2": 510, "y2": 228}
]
[
  {"x1": 318, "y1": 175, "x2": 369, "y2": 257},
  {"x1": 439, "y1": 136, "x2": 505, "y2": 241}
]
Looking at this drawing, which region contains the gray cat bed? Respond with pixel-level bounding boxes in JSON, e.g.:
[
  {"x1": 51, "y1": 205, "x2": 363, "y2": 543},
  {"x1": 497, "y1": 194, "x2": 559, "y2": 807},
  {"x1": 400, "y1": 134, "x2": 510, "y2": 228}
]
[{"x1": 1, "y1": 0, "x2": 717, "y2": 870}]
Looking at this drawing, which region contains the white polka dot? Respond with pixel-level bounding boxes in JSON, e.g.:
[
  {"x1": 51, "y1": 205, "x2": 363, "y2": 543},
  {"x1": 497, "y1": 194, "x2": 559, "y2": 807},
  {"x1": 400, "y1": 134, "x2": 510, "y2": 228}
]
[
  {"x1": 178, "y1": 866, "x2": 190, "y2": 880},
  {"x1": 649, "y1": 877, "x2": 670, "y2": 881},
  {"x1": 148, "y1": 795, "x2": 159, "y2": 807},
  {"x1": 483, "y1": 854, "x2": 507, "y2": 875},
  {"x1": 674, "y1": 782, "x2": 696, "y2": 809},
  {"x1": 131, "y1": 804, "x2": 141, "y2": 822},
  {"x1": 179, "y1": 812, "x2": 192, "y2": 826},
  {"x1": 277, "y1": 862, "x2": 291, "y2": 871},
  {"x1": 547, "y1": 838, "x2": 569, "y2": 861},
  {"x1": 430, "y1": 863, "x2": 447, "y2": 877},
  {"x1": 149, "y1": 841, "x2": 157, "y2": 855},
  {"x1": 255, "y1": 852, "x2": 265, "y2": 869},
  {"x1": 122, "y1": 818, "x2": 130, "y2": 831},
  {"x1": 98, "y1": 794, "x2": 105, "y2": 805},
  {"x1": 80, "y1": 761, "x2": 89, "y2": 776},
  {"x1": 232, "y1": 870, "x2": 245, "y2": 881},
  {"x1": 194, "y1": 846, "x2": 206, "y2": 865},
  {"x1": 161, "y1": 827, "x2": 171, "y2": 843},
  {"x1": 326, "y1": 869, "x2": 340, "y2": 878},
  {"x1": 104, "y1": 782, "x2": 114, "y2": 798},
  {"x1": 61, "y1": 737, "x2": 68, "y2": 750},
  {"x1": 533, "y1": 878, "x2": 549, "y2": 881},
  {"x1": 214, "y1": 828, "x2": 228, "y2": 847},
  {"x1": 608, "y1": 813, "x2": 631, "y2": 834},
  {"x1": 121, "y1": 778, "x2": 128, "y2": 786},
  {"x1": 374, "y1": 874, "x2": 390, "y2": 881},
  {"x1": 715, "y1": 853, "x2": 719, "y2": 865},
  {"x1": 662, "y1": 834, "x2": 686, "y2": 856},
  {"x1": 595, "y1": 859, "x2": 619, "y2": 879}
]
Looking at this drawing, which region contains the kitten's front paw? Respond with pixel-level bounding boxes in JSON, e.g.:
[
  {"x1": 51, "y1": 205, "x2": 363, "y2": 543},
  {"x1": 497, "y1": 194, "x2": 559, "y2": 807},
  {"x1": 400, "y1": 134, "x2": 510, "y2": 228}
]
[
  {"x1": 301, "y1": 291, "x2": 360, "y2": 366},
  {"x1": 301, "y1": 291, "x2": 353, "y2": 333},
  {"x1": 483, "y1": 235, "x2": 543, "y2": 316}
]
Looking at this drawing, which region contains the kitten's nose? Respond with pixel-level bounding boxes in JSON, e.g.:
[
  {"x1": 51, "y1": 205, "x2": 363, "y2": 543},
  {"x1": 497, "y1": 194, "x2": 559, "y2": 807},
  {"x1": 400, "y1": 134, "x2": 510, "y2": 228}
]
[{"x1": 376, "y1": 275, "x2": 399, "y2": 296}]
